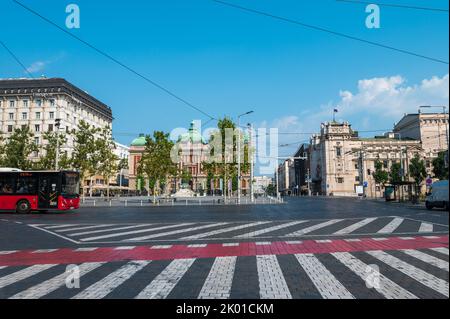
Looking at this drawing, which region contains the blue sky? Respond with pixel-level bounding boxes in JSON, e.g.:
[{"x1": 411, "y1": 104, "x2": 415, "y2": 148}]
[{"x1": 1, "y1": 0, "x2": 449, "y2": 158}]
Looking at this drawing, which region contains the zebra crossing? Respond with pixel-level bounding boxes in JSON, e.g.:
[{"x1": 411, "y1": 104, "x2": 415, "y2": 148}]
[
  {"x1": 0, "y1": 248, "x2": 448, "y2": 299},
  {"x1": 29, "y1": 216, "x2": 449, "y2": 244}
]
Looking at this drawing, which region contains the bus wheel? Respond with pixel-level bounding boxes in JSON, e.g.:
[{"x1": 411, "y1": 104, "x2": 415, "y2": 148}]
[{"x1": 16, "y1": 200, "x2": 31, "y2": 214}]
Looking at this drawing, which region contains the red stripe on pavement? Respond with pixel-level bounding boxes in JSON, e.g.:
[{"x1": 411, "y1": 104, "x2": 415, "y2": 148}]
[{"x1": 0, "y1": 236, "x2": 447, "y2": 267}]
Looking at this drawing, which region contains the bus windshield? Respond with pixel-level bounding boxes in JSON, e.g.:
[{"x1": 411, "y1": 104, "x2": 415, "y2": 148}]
[{"x1": 62, "y1": 172, "x2": 80, "y2": 198}]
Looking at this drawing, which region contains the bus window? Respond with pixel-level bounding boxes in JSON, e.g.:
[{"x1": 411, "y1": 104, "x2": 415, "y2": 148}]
[
  {"x1": 0, "y1": 175, "x2": 15, "y2": 194},
  {"x1": 15, "y1": 175, "x2": 38, "y2": 194},
  {"x1": 62, "y1": 172, "x2": 80, "y2": 197}
]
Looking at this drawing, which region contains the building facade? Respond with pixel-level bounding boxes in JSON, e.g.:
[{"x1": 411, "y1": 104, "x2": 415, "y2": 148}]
[
  {"x1": 0, "y1": 78, "x2": 113, "y2": 157},
  {"x1": 128, "y1": 122, "x2": 251, "y2": 195},
  {"x1": 309, "y1": 121, "x2": 424, "y2": 198}
]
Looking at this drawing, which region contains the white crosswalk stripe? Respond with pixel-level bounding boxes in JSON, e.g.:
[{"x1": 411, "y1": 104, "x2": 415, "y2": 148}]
[
  {"x1": 43, "y1": 224, "x2": 79, "y2": 230},
  {"x1": 79, "y1": 223, "x2": 195, "y2": 242},
  {"x1": 333, "y1": 218, "x2": 377, "y2": 235},
  {"x1": 294, "y1": 254, "x2": 354, "y2": 299},
  {"x1": 70, "y1": 224, "x2": 153, "y2": 237},
  {"x1": 430, "y1": 247, "x2": 449, "y2": 256},
  {"x1": 10, "y1": 262, "x2": 104, "y2": 299},
  {"x1": 401, "y1": 249, "x2": 449, "y2": 271},
  {"x1": 57, "y1": 225, "x2": 115, "y2": 233},
  {"x1": 198, "y1": 257, "x2": 236, "y2": 299},
  {"x1": 234, "y1": 221, "x2": 309, "y2": 238},
  {"x1": 285, "y1": 219, "x2": 342, "y2": 237},
  {"x1": 377, "y1": 218, "x2": 404, "y2": 234},
  {"x1": 0, "y1": 264, "x2": 56, "y2": 289},
  {"x1": 257, "y1": 255, "x2": 292, "y2": 299},
  {"x1": 72, "y1": 260, "x2": 150, "y2": 299},
  {"x1": 419, "y1": 223, "x2": 434, "y2": 233},
  {"x1": 135, "y1": 259, "x2": 195, "y2": 299},
  {"x1": 332, "y1": 252, "x2": 418, "y2": 299},
  {"x1": 124, "y1": 222, "x2": 229, "y2": 242},
  {"x1": 367, "y1": 250, "x2": 449, "y2": 297},
  {"x1": 182, "y1": 222, "x2": 271, "y2": 240}
]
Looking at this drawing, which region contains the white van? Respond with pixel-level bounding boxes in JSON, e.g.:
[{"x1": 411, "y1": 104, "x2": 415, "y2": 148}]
[{"x1": 426, "y1": 180, "x2": 449, "y2": 211}]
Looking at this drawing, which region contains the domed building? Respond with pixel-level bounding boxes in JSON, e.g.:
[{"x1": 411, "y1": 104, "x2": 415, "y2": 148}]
[{"x1": 128, "y1": 121, "x2": 251, "y2": 196}]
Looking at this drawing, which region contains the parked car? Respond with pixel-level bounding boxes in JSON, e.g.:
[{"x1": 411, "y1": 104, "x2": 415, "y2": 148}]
[{"x1": 425, "y1": 180, "x2": 449, "y2": 211}]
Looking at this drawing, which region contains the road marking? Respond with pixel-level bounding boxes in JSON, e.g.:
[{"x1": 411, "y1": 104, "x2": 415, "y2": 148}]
[
  {"x1": 234, "y1": 221, "x2": 308, "y2": 239},
  {"x1": 430, "y1": 247, "x2": 449, "y2": 255},
  {"x1": 367, "y1": 250, "x2": 449, "y2": 297},
  {"x1": 0, "y1": 264, "x2": 56, "y2": 289},
  {"x1": 294, "y1": 254, "x2": 354, "y2": 299},
  {"x1": 223, "y1": 243, "x2": 239, "y2": 247},
  {"x1": 401, "y1": 250, "x2": 449, "y2": 271},
  {"x1": 255, "y1": 242, "x2": 271, "y2": 246},
  {"x1": 315, "y1": 240, "x2": 332, "y2": 243},
  {"x1": 285, "y1": 219, "x2": 342, "y2": 237},
  {"x1": 74, "y1": 247, "x2": 98, "y2": 252},
  {"x1": 70, "y1": 224, "x2": 153, "y2": 236},
  {"x1": 57, "y1": 224, "x2": 116, "y2": 233},
  {"x1": 43, "y1": 224, "x2": 79, "y2": 230},
  {"x1": 79, "y1": 223, "x2": 195, "y2": 242},
  {"x1": 377, "y1": 218, "x2": 404, "y2": 234},
  {"x1": 256, "y1": 255, "x2": 292, "y2": 299},
  {"x1": 151, "y1": 245, "x2": 172, "y2": 249},
  {"x1": 72, "y1": 260, "x2": 150, "y2": 299},
  {"x1": 344, "y1": 239, "x2": 361, "y2": 242},
  {"x1": 419, "y1": 223, "x2": 434, "y2": 233},
  {"x1": 32, "y1": 249, "x2": 58, "y2": 254},
  {"x1": 123, "y1": 223, "x2": 229, "y2": 242},
  {"x1": 188, "y1": 244, "x2": 207, "y2": 248},
  {"x1": 332, "y1": 252, "x2": 417, "y2": 299},
  {"x1": 182, "y1": 221, "x2": 271, "y2": 240},
  {"x1": 198, "y1": 257, "x2": 236, "y2": 299},
  {"x1": 114, "y1": 246, "x2": 136, "y2": 250},
  {"x1": 399, "y1": 237, "x2": 415, "y2": 240},
  {"x1": 333, "y1": 218, "x2": 377, "y2": 235},
  {"x1": 285, "y1": 241, "x2": 303, "y2": 245},
  {"x1": 10, "y1": 262, "x2": 104, "y2": 299},
  {"x1": 372, "y1": 238, "x2": 389, "y2": 241},
  {"x1": 0, "y1": 251, "x2": 17, "y2": 255},
  {"x1": 135, "y1": 258, "x2": 195, "y2": 299}
]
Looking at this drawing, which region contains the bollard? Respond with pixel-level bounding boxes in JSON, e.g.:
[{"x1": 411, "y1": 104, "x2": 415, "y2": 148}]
[
  {"x1": 186, "y1": 199, "x2": 188, "y2": 206},
  {"x1": 109, "y1": 200, "x2": 112, "y2": 207},
  {"x1": 140, "y1": 200, "x2": 143, "y2": 207},
  {"x1": 125, "y1": 200, "x2": 127, "y2": 207},
  {"x1": 94, "y1": 200, "x2": 96, "y2": 207}
]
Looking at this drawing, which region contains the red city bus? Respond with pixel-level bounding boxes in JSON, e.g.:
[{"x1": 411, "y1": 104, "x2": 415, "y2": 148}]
[{"x1": 0, "y1": 170, "x2": 80, "y2": 213}]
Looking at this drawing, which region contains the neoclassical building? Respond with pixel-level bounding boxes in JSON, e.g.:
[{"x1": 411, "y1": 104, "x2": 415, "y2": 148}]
[{"x1": 128, "y1": 122, "x2": 251, "y2": 195}]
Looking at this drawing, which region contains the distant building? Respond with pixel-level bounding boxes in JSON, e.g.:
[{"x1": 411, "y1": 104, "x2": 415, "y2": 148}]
[{"x1": 253, "y1": 176, "x2": 273, "y2": 195}]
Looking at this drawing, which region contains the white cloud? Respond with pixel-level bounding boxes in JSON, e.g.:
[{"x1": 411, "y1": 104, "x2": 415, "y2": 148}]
[
  {"x1": 337, "y1": 74, "x2": 449, "y2": 117},
  {"x1": 26, "y1": 61, "x2": 48, "y2": 74}
]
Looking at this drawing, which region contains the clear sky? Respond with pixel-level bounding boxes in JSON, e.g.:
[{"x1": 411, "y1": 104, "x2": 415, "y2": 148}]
[{"x1": 1, "y1": 0, "x2": 449, "y2": 159}]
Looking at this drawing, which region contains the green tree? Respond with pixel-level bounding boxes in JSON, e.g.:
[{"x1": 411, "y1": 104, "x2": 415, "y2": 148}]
[
  {"x1": 96, "y1": 126, "x2": 119, "y2": 198},
  {"x1": 432, "y1": 151, "x2": 449, "y2": 180},
  {"x1": 409, "y1": 154, "x2": 427, "y2": 195},
  {"x1": 1, "y1": 126, "x2": 38, "y2": 170},
  {"x1": 70, "y1": 120, "x2": 100, "y2": 196},
  {"x1": 389, "y1": 162, "x2": 403, "y2": 184},
  {"x1": 139, "y1": 131, "x2": 177, "y2": 202},
  {"x1": 0, "y1": 132, "x2": 5, "y2": 166},
  {"x1": 372, "y1": 160, "x2": 389, "y2": 198},
  {"x1": 36, "y1": 131, "x2": 70, "y2": 170},
  {"x1": 202, "y1": 117, "x2": 250, "y2": 197}
]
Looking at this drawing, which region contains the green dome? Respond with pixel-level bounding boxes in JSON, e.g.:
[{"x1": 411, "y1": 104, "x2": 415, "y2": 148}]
[
  {"x1": 178, "y1": 122, "x2": 206, "y2": 144},
  {"x1": 131, "y1": 135, "x2": 146, "y2": 147}
]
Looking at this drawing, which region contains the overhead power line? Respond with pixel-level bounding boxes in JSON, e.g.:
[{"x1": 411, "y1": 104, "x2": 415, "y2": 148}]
[
  {"x1": 211, "y1": 0, "x2": 449, "y2": 65},
  {"x1": 0, "y1": 41, "x2": 34, "y2": 77},
  {"x1": 12, "y1": 0, "x2": 217, "y2": 121},
  {"x1": 336, "y1": 0, "x2": 449, "y2": 12}
]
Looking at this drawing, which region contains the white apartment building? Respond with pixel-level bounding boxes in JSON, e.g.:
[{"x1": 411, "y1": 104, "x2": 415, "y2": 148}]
[
  {"x1": 0, "y1": 78, "x2": 113, "y2": 158},
  {"x1": 254, "y1": 176, "x2": 273, "y2": 195}
]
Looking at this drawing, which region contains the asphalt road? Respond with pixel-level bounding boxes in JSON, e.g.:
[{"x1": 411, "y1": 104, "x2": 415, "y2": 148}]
[{"x1": 0, "y1": 197, "x2": 448, "y2": 299}]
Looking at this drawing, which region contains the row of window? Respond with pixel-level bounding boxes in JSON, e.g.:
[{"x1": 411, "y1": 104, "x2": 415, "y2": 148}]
[
  {"x1": 3, "y1": 124, "x2": 70, "y2": 134},
  {"x1": 3, "y1": 111, "x2": 57, "y2": 120},
  {"x1": 0, "y1": 99, "x2": 55, "y2": 108}
]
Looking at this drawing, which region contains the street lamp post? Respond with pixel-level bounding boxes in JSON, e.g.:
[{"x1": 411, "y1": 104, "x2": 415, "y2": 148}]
[
  {"x1": 55, "y1": 118, "x2": 61, "y2": 171},
  {"x1": 237, "y1": 111, "x2": 254, "y2": 204}
]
